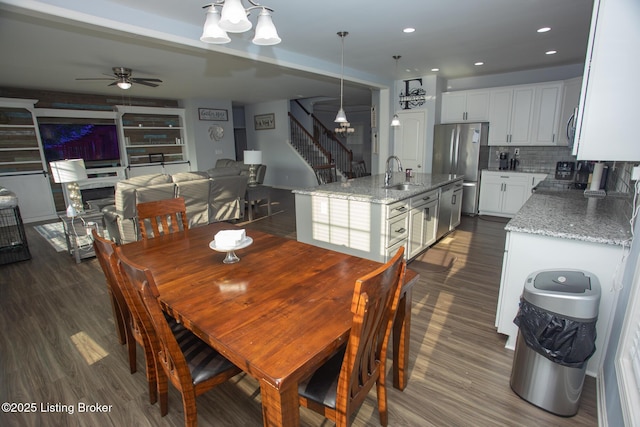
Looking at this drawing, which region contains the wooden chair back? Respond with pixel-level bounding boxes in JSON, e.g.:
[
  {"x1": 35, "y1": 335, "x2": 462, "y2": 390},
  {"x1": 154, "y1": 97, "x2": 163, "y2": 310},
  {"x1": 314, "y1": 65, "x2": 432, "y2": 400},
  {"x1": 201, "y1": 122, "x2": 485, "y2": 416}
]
[
  {"x1": 351, "y1": 160, "x2": 371, "y2": 178},
  {"x1": 92, "y1": 230, "x2": 158, "y2": 404},
  {"x1": 92, "y1": 230, "x2": 128, "y2": 345},
  {"x1": 313, "y1": 163, "x2": 338, "y2": 185},
  {"x1": 116, "y1": 247, "x2": 241, "y2": 425},
  {"x1": 299, "y1": 247, "x2": 406, "y2": 426},
  {"x1": 136, "y1": 197, "x2": 188, "y2": 240}
]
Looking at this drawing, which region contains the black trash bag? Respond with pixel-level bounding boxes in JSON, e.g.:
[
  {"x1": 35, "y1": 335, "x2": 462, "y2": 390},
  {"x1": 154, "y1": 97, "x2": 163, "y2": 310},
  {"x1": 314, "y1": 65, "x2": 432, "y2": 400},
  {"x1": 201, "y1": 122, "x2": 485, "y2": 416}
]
[{"x1": 514, "y1": 298, "x2": 597, "y2": 368}]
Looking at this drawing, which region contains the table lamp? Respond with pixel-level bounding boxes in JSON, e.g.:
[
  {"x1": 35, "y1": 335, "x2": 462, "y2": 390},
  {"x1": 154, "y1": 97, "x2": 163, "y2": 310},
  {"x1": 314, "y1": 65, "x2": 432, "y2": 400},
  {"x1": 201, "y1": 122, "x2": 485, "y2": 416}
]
[
  {"x1": 50, "y1": 159, "x2": 88, "y2": 217},
  {"x1": 244, "y1": 150, "x2": 262, "y2": 187}
]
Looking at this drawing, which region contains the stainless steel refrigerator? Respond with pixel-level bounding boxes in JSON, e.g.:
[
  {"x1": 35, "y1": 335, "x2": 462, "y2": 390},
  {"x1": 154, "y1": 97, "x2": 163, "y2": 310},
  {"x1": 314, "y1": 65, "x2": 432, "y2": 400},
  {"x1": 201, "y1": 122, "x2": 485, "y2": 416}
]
[{"x1": 432, "y1": 122, "x2": 489, "y2": 215}]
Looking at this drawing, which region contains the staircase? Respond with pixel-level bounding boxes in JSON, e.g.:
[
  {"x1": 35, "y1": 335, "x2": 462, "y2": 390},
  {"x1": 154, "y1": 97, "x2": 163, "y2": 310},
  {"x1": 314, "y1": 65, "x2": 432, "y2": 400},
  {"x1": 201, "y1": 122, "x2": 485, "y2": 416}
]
[{"x1": 288, "y1": 105, "x2": 353, "y2": 178}]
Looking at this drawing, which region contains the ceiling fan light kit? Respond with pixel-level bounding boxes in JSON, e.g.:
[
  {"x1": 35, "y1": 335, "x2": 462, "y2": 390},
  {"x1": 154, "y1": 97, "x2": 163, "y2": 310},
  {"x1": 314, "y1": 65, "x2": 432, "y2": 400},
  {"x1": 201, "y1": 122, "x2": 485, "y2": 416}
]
[
  {"x1": 116, "y1": 78, "x2": 132, "y2": 90},
  {"x1": 200, "y1": 0, "x2": 280, "y2": 45}
]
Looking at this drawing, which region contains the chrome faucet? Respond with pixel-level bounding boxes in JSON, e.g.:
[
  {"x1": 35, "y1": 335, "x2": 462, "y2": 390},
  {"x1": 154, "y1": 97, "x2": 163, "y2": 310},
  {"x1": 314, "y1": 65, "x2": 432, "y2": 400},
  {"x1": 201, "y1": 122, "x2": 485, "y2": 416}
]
[{"x1": 384, "y1": 155, "x2": 403, "y2": 186}]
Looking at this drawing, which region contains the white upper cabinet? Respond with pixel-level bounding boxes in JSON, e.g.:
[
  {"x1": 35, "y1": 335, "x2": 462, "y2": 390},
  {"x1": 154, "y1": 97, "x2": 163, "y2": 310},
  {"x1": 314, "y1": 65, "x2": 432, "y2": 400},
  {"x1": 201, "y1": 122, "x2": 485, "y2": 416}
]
[
  {"x1": 557, "y1": 77, "x2": 582, "y2": 147},
  {"x1": 530, "y1": 82, "x2": 563, "y2": 146},
  {"x1": 441, "y1": 90, "x2": 491, "y2": 123},
  {"x1": 573, "y1": 0, "x2": 640, "y2": 161},
  {"x1": 488, "y1": 86, "x2": 535, "y2": 146}
]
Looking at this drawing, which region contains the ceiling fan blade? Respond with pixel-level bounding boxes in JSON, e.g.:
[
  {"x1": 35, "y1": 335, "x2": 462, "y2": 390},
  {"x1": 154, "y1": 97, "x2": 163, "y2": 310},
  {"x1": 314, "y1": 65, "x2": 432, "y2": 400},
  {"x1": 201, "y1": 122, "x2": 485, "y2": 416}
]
[
  {"x1": 76, "y1": 77, "x2": 117, "y2": 81},
  {"x1": 131, "y1": 77, "x2": 163, "y2": 83},
  {"x1": 131, "y1": 79, "x2": 160, "y2": 87},
  {"x1": 108, "y1": 81, "x2": 118, "y2": 86}
]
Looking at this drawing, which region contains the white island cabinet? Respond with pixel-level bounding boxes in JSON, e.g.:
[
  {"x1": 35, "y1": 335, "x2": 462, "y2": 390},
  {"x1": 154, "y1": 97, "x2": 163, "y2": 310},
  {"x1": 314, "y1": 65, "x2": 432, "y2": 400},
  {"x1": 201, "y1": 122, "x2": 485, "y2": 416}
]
[
  {"x1": 495, "y1": 191, "x2": 631, "y2": 376},
  {"x1": 294, "y1": 174, "x2": 463, "y2": 263}
]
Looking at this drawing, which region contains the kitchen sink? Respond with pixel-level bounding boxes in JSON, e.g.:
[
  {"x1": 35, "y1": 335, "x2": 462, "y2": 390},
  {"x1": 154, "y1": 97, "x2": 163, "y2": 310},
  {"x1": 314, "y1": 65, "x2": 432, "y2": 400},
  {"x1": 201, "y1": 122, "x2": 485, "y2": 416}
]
[{"x1": 383, "y1": 183, "x2": 419, "y2": 191}]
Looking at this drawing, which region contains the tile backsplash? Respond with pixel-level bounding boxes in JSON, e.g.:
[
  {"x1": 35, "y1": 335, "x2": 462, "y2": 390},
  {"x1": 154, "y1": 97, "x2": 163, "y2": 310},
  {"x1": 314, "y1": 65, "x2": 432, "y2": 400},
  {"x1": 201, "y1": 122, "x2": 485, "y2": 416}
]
[{"x1": 487, "y1": 145, "x2": 636, "y2": 194}]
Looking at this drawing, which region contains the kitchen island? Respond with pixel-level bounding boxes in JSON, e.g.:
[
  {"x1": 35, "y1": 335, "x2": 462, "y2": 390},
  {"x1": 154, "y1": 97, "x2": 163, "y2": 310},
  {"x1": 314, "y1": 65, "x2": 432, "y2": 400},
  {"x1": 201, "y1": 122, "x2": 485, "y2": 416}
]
[
  {"x1": 495, "y1": 190, "x2": 632, "y2": 376},
  {"x1": 294, "y1": 173, "x2": 464, "y2": 262}
]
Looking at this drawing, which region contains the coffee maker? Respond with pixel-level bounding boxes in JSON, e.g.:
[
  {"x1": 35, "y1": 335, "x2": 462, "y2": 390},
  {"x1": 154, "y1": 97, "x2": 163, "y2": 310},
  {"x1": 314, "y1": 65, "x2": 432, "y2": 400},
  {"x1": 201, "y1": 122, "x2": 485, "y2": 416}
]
[{"x1": 499, "y1": 152, "x2": 509, "y2": 170}]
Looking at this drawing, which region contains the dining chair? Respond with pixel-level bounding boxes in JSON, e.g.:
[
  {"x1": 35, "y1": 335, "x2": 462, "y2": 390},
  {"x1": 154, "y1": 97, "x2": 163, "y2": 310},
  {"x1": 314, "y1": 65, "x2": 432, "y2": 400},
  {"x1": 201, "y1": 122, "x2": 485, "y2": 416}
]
[
  {"x1": 351, "y1": 160, "x2": 371, "y2": 178},
  {"x1": 92, "y1": 229, "x2": 159, "y2": 405},
  {"x1": 298, "y1": 247, "x2": 406, "y2": 427},
  {"x1": 116, "y1": 247, "x2": 242, "y2": 427},
  {"x1": 136, "y1": 196, "x2": 188, "y2": 240},
  {"x1": 92, "y1": 230, "x2": 126, "y2": 346},
  {"x1": 313, "y1": 163, "x2": 338, "y2": 185}
]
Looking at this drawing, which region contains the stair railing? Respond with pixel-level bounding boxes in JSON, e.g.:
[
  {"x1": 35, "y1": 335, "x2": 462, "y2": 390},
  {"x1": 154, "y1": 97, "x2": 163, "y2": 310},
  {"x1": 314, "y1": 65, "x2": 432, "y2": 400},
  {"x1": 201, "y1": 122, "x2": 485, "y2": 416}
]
[
  {"x1": 288, "y1": 113, "x2": 332, "y2": 167},
  {"x1": 311, "y1": 114, "x2": 353, "y2": 177}
]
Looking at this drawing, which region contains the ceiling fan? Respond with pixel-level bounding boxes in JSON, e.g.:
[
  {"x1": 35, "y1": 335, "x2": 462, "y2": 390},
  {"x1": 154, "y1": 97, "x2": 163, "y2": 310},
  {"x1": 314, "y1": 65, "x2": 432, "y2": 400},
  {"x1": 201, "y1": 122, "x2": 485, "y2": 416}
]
[{"x1": 76, "y1": 67, "x2": 162, "y2": 89}]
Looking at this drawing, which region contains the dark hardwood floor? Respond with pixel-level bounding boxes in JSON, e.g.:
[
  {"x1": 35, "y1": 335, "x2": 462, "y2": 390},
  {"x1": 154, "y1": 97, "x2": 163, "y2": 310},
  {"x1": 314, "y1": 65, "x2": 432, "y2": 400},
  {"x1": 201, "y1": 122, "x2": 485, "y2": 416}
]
[{"x1": 0, "y1": 189, "x2": 597, "y2": 426}]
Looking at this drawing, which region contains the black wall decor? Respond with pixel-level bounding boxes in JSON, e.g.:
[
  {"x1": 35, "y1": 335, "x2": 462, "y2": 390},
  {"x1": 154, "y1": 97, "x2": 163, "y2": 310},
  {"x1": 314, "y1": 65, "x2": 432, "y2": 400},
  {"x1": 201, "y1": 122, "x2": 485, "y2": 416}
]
[{"x1": 400, "y1": 78, "x2": 427, "y2": 110}]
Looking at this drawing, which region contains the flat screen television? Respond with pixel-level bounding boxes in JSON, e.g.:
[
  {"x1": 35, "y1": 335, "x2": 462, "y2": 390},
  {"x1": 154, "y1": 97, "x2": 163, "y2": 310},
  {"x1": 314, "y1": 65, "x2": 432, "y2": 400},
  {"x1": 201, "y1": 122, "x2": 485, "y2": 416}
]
[{"x1": 39, "y1": 123, "x2": 121, "y2": 168}]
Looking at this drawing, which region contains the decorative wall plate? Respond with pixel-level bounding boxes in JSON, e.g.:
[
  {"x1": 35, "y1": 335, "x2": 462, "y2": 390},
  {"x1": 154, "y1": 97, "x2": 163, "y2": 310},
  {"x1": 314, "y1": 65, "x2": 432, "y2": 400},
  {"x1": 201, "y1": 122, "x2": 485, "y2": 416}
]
[{"x1": 209, "y1": 124, "x2": 224, "y2": 141}]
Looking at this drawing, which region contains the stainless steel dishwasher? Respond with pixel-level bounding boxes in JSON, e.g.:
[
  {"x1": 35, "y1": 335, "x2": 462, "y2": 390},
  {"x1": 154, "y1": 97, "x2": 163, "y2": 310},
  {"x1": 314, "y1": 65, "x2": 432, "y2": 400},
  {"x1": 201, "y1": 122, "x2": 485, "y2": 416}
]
[{"x1": 437, "y1": 184, "x2": 453, "y2": 240}]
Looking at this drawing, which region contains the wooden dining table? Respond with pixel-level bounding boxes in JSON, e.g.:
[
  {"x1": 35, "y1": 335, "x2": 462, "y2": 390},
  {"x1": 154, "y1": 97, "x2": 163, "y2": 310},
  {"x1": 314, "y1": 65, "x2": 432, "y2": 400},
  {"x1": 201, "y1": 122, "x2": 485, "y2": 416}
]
[{"x1": 119, "y1": 222, "x2": 418, "y2": 426}]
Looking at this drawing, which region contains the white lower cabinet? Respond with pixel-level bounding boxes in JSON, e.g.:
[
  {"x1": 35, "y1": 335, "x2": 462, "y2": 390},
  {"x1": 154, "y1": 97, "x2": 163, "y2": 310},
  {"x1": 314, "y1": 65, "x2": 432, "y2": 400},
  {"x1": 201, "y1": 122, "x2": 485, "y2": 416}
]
[
  {"x1": 385, "y1": 199, "x2": 409, "y2": 250},
  {"x1": 479, "y1": 172, "x2": 529, "y2": 217},
  {"x1": 408, "y1": 190, "x2": 439, "y2": 259},
  {"x1": 479, "y1": 171, "x2": 547, "y2": 217},
  {"x1": 478, "y1": 171, "x2": 546, "y2": 218}
]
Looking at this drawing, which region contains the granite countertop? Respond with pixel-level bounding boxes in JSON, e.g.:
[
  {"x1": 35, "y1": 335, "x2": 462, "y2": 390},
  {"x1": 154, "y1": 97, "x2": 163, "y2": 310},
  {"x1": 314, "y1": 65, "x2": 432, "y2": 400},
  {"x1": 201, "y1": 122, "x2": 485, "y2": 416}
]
[
  {"x1": 505, "y1": 190, "x2": 633, "y2": 246},
  {"x1": 292, "y1": 173, "x2": 463, "y2": 204}
]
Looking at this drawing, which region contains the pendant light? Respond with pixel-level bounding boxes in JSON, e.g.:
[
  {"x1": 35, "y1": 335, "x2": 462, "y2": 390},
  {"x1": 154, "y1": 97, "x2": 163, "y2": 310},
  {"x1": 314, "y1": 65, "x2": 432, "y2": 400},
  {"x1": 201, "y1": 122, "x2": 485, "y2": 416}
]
[
  {"x1": 335, "y1": 31, "x2": 349, "y2": 124},
  {"x1": 391, "y1": 55, "x2": 401, "y2": 127}
]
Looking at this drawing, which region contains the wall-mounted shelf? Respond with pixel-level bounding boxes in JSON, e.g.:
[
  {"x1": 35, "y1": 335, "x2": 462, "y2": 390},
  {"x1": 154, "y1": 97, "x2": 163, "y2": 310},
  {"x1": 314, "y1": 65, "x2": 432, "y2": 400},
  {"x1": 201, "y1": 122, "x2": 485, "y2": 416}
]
[
  {"x1": 115, "y1": 106, "x2": 188, "y2": 167},
  {"x1": 0, "y1": 98, "x2": 47, "y2": 174}
]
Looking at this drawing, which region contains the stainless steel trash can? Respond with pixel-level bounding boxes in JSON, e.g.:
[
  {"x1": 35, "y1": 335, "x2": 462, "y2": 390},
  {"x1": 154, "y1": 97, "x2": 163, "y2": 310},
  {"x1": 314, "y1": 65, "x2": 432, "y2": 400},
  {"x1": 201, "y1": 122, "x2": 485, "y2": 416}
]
[{"x1": 510, "y1": 269, "x2": 600, "y2": 416}]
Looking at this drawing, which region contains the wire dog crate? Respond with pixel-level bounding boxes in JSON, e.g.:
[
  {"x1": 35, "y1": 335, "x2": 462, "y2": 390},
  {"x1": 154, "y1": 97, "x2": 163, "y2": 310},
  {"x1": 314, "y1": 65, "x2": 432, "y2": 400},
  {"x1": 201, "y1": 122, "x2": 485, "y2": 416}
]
[{"x1": 0, "y1": 205, "x2": 31, "y2": 265}]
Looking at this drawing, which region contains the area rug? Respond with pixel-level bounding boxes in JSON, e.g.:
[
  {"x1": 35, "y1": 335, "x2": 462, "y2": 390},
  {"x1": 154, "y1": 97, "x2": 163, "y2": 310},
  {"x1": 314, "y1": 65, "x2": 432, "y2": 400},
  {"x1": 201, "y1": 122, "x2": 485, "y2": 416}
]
[
  {"x1": 411, "y1": 247, "x2": 457, "y2": 273},
  {"x1": 34, "y1": 221, "x2": 107, "y2": 253}
]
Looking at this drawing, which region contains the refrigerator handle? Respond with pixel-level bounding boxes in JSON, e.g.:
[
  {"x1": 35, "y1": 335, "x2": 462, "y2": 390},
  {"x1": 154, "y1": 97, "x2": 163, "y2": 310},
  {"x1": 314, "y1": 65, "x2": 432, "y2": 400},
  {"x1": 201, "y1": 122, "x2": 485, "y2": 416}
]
[
  {"x1": 453, "y1": 126, "x2": 461, "y2": 174},
  {"x1": 449, "y1": 128, "x2": 456, "y2": 175}
]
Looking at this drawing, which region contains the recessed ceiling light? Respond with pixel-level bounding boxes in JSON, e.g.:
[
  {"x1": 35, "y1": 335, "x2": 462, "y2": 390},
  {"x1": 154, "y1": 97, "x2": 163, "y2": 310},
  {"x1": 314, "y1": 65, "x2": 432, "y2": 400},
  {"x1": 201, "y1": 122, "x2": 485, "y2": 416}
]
[
  {"x1": 545, "y1": 50, "x2": 557, "y2": 55},
  {"x1": 537, "y1": 27, "x2": 551, "y2": 33},
  {"x1": 403, "y1": 27, "x2": 415, "y2": 33},
  {"x1": 431, "y1": 68, "x2": 439, "y2": 72},
  {"x1": 474, "y1": 62, "x2": 484, "y2": 66}
]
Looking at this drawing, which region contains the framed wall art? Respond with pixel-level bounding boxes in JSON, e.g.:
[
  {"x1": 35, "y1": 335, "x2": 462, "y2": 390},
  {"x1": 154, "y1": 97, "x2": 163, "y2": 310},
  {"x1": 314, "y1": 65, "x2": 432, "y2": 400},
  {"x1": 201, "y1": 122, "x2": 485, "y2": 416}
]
[
  {"x1": 198, "y1": 108, "x2": 228, "y2": 121},
  {"x1": 254, "y1": 113, "x2": 275, "y2": 130}
]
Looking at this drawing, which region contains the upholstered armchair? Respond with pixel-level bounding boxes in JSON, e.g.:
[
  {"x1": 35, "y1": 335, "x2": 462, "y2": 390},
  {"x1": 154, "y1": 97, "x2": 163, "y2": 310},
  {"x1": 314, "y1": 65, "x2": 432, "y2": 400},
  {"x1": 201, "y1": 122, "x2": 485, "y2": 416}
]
[
  {"x1": 103, "y1": 174, "x2": 175, "y2": 244},
  {"x1": 172, "y1": 171, "x2": 211, "y2": 227},
  {"x1": 214, "y1": 158, "x2": 266, "y2": 185}
]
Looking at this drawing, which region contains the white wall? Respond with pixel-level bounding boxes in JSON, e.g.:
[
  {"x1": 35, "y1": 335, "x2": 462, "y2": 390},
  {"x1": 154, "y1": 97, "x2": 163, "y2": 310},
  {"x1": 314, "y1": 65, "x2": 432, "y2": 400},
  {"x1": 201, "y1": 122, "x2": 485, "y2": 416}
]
[
  {"x1": 244, "y1": 100, "x2": 317, "y2": 189},
  {"x1": 602, "y1": 215, "x2": 640, "y2": 427},
  {"x1": 181, "y1": 98, "x2": 235, "y2": 171}
]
